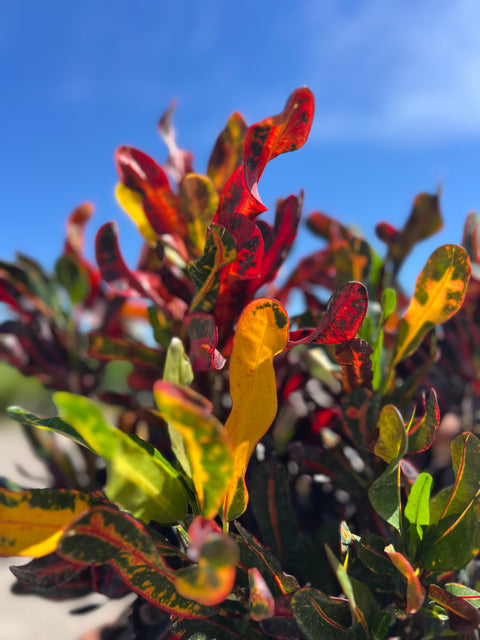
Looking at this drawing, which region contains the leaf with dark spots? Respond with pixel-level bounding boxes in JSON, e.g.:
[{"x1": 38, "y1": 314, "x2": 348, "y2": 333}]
[
  {"x1": 184, "y1": 312, "x2": 226, "y2": 371},
  {"x1": 115, "y1": 146, "x2": 179, "y2": 233},
  {"x1": 188, "y1": 223, "x2": 237, "y2": 313},
  {"x1": 216, "y1": 88, "x2": 314, "y2": 219},
  {"x1": 179, "y1": 174, "x2": 218, "y2": 254},
  {"x1": 157, "y1": 100, "x2": 194, "y2": 182},
  {"x1": 216, "y1": 213, "x2": 264, "y2": 279},
  {"x1": 335, "y1": 338, "x2": 373, "y2": 392},
  {"x1": 256, "y1": 194, "x2": 302, "y2": 285},
  {"x1": 286, "y1": 282, "x2": 368, "y2": 349},
  {"x1": 95, "y1": 222, "x2": 174, "y2": 310},
  {"x1": 87, "y1": 333, "x2": 164, "y2": 369},
  {"x1": 207, "y1": 112, "x2": 248, "y2": 193},
  {"x1": 58, "y1": 505, "x2": 217, "y2": 618},
  {"x1": 242, "y1": 88, "x2": 314, "y2": 215}
]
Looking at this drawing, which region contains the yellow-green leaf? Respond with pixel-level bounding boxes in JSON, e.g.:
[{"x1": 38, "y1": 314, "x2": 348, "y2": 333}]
[
  {"x1": 222, "y1": 298, "x2": 289, "y2": 521},
  {"x1": 53, "y1": 392, "x2": 188, "y2": 524},
  {"x1": 115, "y1": 182, "x2": 158, "y2": 246},
  {"x1": 392, "y1": 244, "x2": 470, "y2": 366},
  {"x1": 373, "y1": 404, "x2": 408, "y2": 463},
  {"x1": 154, "y1": 381, "x2": 233, "y2": 519},
  {"x1": 0, "y1": 488, "x2": 97, "y2": 557},
  {"x1": 179, "y1": 174, "x2": 219, "y2": 254}
]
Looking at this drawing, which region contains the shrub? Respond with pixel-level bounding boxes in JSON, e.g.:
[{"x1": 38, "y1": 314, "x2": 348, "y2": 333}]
[{"x1": 1, "y1": 87, "x2": 480, "y2": 639}]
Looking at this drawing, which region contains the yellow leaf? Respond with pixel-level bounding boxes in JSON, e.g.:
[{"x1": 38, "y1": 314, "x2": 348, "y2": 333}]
[
  {"x1": 222, "y1": 298, "x2": 289, "y2": 521},
  {"x1": 0, "y1": 488, "x2": 95, "y2": 557},
  {"x1": 393, "y1": 244, "x2": 470, "y2": 366},
  {"x1": 115, "y1": 182, "x2": 158, "y2": 246}
]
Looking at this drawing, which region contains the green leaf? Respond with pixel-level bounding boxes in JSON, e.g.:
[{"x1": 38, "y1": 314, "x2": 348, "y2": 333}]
[
  {"x1": 445, "y1": 583, "x2": 480, "y2": 608},
  {"x1": 371, "y1": 288, "x2": 397, "y2": 390},
  {"x1": 188, "y1": 223, "x2": 237, "y2": 313},
  {"x1": 55, "y1": 254, "x2": 91, "y2": 305},
  {"x1": 373, "y1": 405, "x2": 407, "y2": 464},
  {"x1": 233, "y1": 521, "x2": 299, "y2": 597},
  {"x1": 0, "y1": 488, "x2": 100, "y2": 557},
  {"x1": 392, "y1": 244, "x2": 470, "y2": 366},
  {"x1": 7, "y1": 407, "x2": 94, "y2": 453},
  {"x1": 422, "y1": 501, "x2": 480, "y2": 572},
  {"x1": 291, "y1": 587, "x2": 352, "y2": 640},
  {"x1": 58, "y1": 505, "x2": 216, "y2": 618},
  {"x1": 404, "y1": 472, "x2": 433, "y2": 540},
  {"x1": 162, "y1": 338, "x2": 194, "y2": 478},
  {"x1": 153, "y1": 381, "x2": 233, "y2": 519},
  {"x1": 53, "y1": 392, "x2": 188, "y2": 524},
  {"x1": 163, "y1": 337, "x2": 194, "y2": 387},
  {"x1": 429, "y1": 432, "x2": 480, "y2": 523},
  {"x1": 368, "y1": 461, "x2": 402, "y2": 532}
]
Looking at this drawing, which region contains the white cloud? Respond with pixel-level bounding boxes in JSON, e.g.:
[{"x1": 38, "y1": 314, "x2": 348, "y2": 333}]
[{"x1": 304, "y1": 0, "x2": 480, "y2": 143}]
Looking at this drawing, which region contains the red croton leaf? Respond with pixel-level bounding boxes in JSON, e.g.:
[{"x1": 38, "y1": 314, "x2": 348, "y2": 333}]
[
  {"x1": 216, "y1": 87, "x2": 314, "y2": 219},
  {"x1": 335, "y1": 338, "x2": 373, "y2": 392},
  {"x1": 286, "y1": 282, "x2": 368, "y2": 349},
  {"x1": 184, "y1": 312, "x2": 226, "y2": 371},
  {"x1": 115, "y1": 145, "x2": 188, "y2": 244},
  {"x1": 95, "y1": 222, "x2": 187, "y2": 319}
]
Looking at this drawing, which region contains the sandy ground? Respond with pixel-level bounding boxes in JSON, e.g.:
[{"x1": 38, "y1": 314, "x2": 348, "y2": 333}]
[{"x1": 0, "y1": 423, "x2": 134, "y2": 640}]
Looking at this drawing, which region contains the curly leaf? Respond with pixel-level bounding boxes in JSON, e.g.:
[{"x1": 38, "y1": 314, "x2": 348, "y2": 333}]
[
  {"x1": 248, "y1": 568, "x2": 275, "y2": 621},
  {"x1": 392, "y1": 244, "x2": 470, "y2": 366},
  {"x1": 223, "y1": 298, "x2": 289, "y2": 521},
  {"x1": 53, "y1": 392, "x2": 188, "y2": 524},
  {"x1": 217, "y1": 87, "x2": 314, "y2": 218},
  {"x1": 58, "y1": 505, "x2": 216, "y2": 618},
  {"x1": 0, "y1": 488, "x2": 98, "y2": 557},
  {"x1": 154, "y1": 381, "x2": 233, "y2": 519}
]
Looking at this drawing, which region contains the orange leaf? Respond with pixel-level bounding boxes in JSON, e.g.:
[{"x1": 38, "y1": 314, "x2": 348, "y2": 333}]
[{"x1": 222, "y1": 298, "x2": 289, "y2": 521}]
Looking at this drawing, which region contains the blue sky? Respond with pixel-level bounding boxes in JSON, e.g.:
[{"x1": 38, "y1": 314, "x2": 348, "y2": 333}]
[{"x1": 2, "y1": 1, "x2": 480, "y2": 292}]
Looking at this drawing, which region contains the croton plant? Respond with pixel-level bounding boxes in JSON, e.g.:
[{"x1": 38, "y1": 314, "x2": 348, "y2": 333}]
[{"x1": 1, "y1": 87, "x2": 480, "y2": 639}]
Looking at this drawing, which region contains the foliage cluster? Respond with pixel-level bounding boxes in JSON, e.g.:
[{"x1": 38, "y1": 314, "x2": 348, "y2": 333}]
[{"x1": 1, "y1": 88, "x2": 480, "y2": 639}]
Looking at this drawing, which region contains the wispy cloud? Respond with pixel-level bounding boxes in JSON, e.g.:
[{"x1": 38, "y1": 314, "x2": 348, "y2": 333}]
[{"x1": 304, "y1": 0, "x2": 480, "y2": 143}]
